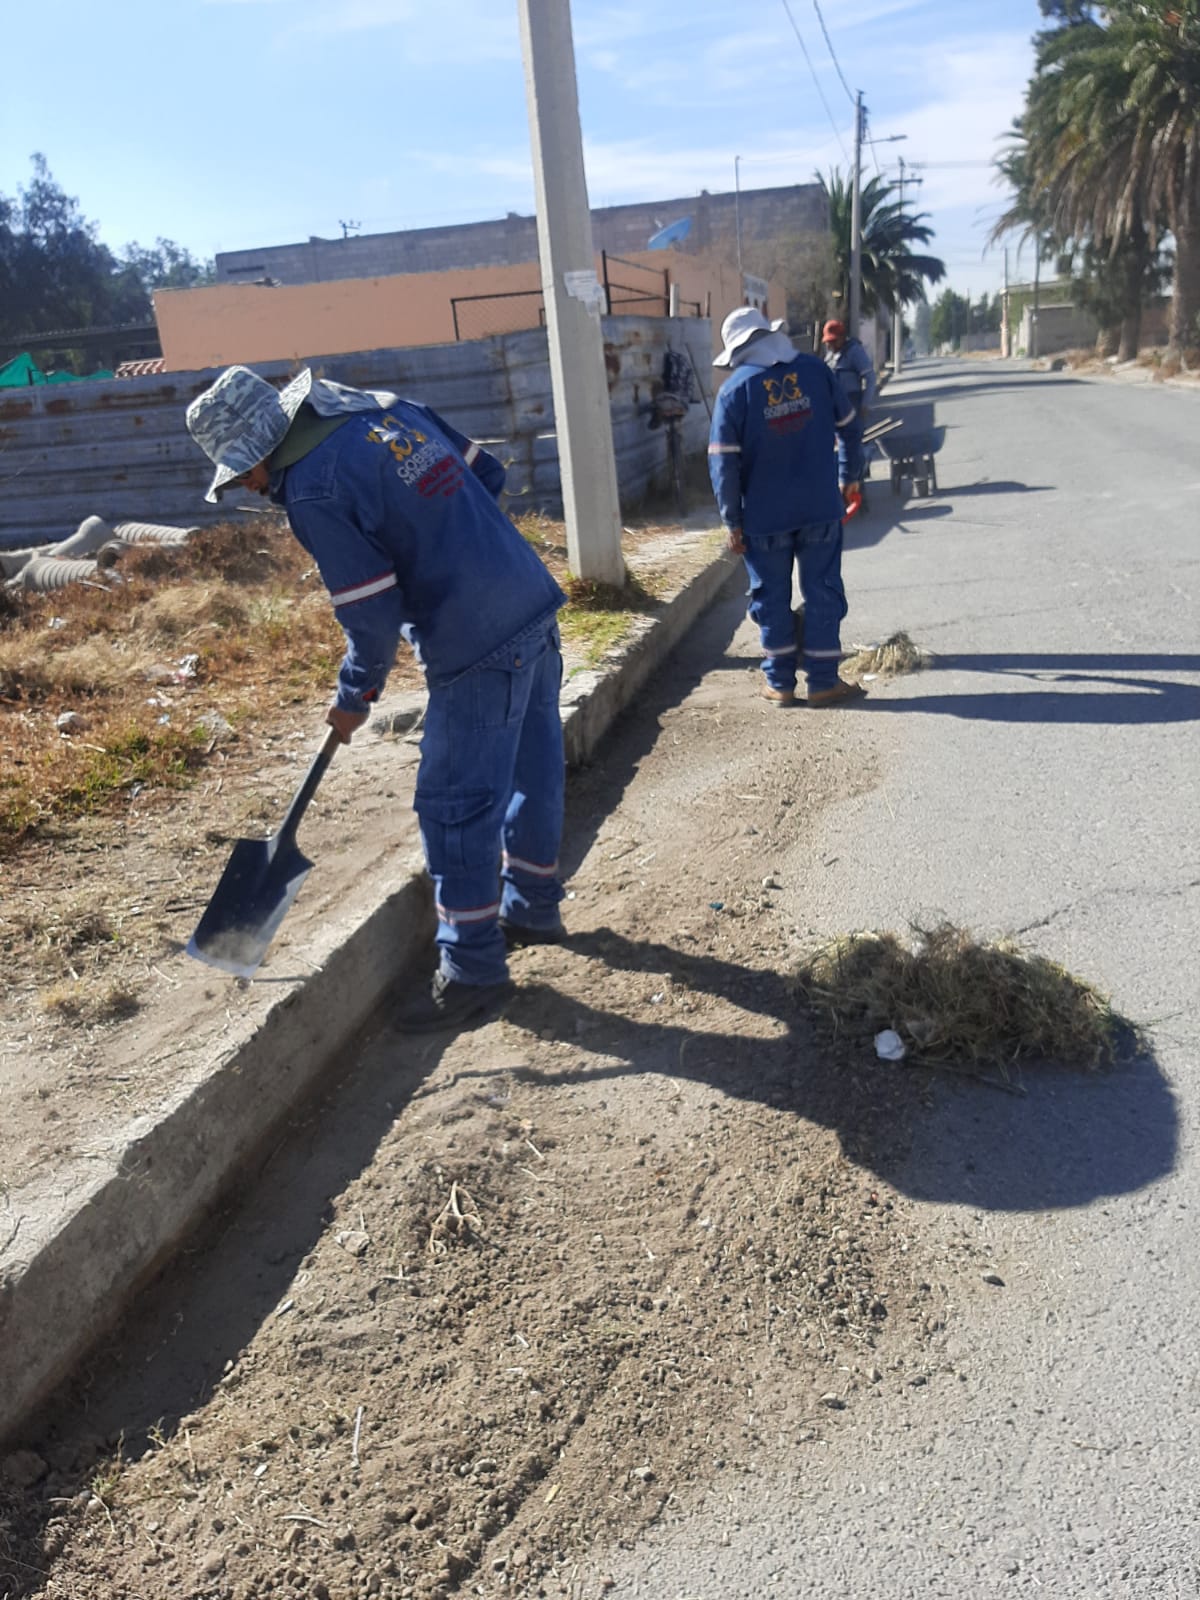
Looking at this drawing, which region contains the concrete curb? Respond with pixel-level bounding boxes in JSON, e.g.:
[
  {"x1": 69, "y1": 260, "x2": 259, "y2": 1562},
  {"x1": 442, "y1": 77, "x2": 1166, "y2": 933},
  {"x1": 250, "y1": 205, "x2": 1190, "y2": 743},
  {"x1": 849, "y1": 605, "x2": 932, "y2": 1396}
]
[{"x1": 0, "y1": 544, "x2": 741, "y2": 1444}]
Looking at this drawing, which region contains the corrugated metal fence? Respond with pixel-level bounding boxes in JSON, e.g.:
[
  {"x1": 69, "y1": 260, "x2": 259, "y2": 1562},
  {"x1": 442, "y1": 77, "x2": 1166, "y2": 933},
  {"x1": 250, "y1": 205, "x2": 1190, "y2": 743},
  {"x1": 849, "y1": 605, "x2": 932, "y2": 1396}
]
[{"x1": 0, "y1": 317, "x2": 714, "y2": 548}]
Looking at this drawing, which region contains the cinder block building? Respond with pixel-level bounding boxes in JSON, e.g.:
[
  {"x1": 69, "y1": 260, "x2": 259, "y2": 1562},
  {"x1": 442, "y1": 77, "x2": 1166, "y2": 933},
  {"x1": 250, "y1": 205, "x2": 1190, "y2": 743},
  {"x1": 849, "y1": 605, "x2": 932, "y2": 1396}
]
[{"x1": 214, "y1": 183, "x2": 828, "y2": 287}]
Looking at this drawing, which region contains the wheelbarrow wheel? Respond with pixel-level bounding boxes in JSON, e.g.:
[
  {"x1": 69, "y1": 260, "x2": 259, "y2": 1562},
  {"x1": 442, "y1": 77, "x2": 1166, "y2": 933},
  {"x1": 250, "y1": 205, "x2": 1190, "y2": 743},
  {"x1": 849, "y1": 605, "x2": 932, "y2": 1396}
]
[
  {"x1": 915, "y1": 476, "x2": 929, "y2": 498},
  {"x1": 927, "y1": 455, "x2": 938, "y2": 493},
  {"x1": 890, "y1": 462, "x2": 902, "y2": 495}
]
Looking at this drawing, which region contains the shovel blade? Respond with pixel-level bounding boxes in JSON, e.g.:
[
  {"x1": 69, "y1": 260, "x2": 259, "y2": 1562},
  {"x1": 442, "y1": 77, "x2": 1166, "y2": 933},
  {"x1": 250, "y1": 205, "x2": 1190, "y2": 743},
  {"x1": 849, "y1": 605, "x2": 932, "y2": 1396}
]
[{"x1": 187, "y1": 834, "x2": 314, "y2": 978}]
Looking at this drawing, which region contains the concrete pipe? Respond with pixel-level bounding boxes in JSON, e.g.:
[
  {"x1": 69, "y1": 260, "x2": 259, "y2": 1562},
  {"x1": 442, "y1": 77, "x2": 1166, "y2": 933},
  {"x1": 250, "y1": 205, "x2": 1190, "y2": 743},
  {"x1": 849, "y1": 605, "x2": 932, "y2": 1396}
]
[
  {"x1": 0, "y1": 548, "x2": 44, "y2": 580},
  {"x1": 112, "y1": 521, "x2": 197, "y2": 545},
  {"x1": 6, "y1": 557, "x2": 101, "y2": 593},
  {"x1": 51, "y1": 516, "x2": 114, "y2": 559}
]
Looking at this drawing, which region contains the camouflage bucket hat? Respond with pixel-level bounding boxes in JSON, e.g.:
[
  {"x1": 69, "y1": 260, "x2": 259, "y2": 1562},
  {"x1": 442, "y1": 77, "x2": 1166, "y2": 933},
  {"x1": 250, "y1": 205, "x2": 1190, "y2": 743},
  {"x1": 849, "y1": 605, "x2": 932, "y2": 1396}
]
[{"x1": 186, "y1": 365, "x2": 314, "y2": 503}]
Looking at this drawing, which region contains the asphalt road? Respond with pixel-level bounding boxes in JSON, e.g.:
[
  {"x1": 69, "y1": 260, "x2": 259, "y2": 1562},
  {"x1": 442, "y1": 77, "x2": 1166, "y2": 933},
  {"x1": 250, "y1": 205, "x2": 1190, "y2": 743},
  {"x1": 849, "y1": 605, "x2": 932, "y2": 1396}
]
[{"x1": 589, "y1": 358, "x2": 1200, "y2": 1597}]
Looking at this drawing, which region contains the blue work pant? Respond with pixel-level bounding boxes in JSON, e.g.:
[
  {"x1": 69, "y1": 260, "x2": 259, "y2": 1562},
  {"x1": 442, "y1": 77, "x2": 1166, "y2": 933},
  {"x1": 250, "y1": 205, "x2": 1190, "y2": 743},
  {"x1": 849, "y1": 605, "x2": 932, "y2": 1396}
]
[
  {"x1": 837, "y1": 414, "x2": 866, "y2": 486},
  {"x1": 414, "y1": 622, "x2": 565, "y2": 986},
  {"x1": 742, "y1": 521, "x2": 848, "y2": 693}
]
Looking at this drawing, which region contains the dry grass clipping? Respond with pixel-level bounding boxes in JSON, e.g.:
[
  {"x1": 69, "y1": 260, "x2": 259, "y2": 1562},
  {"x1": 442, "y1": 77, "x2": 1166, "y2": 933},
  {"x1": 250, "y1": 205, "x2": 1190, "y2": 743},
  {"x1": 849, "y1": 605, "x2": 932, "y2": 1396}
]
[
  {"x1": 794, "y1": 922, "x2": 1125, "y2": 1077},
  {"x1": 842, "y1": 631, "x2": 930, "y2": 679}
]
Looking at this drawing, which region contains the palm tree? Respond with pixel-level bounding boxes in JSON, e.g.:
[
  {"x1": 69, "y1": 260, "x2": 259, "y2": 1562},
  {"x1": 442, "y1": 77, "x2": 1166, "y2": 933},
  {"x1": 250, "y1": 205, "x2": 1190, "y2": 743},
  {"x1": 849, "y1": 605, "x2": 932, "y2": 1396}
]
[
  {"x1": 1003, "y1": 4, "x2": 1200, "y2": 359},
  {"x1": 991, "y1": 111, "x2": 1160, "y2": 360},
  {"x1": 819, "y1": 170, "x2": 945, "y2": 320}
]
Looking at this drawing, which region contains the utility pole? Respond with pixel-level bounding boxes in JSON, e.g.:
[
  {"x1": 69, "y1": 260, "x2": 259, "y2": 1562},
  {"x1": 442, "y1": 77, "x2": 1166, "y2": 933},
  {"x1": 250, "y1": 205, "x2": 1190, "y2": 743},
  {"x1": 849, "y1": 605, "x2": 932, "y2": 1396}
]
[
  {"x1": 1002, "y1": 247, "x2": 1010, "y2": 358},
  {"x1": 734, "y1": 155, "x2": 744, "y2": 283},
  {"x1": 893, "y1": 155, "x2": 905, "y2": 376},
  {"x1": 849, "y1": 90, "x2": 863, "y2": 338},
  {"x1": 1032, "y1": 236, "x2": 1041, "y2": 360},
  {"x1": 516, "y1": 0, "x2": 624, "y2": 587}
]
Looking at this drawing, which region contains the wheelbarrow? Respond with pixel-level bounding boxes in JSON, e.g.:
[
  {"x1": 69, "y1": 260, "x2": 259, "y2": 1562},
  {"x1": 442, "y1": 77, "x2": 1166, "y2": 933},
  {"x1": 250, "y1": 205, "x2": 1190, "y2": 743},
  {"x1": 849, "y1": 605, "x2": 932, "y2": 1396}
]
[{"x1": 869, "y1": 402, "x2": 945, "y2": 498}]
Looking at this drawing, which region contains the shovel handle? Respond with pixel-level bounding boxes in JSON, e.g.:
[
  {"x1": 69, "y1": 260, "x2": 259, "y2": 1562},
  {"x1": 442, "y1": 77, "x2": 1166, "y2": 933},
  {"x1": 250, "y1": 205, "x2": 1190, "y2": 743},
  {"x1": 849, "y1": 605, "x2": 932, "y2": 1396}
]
[{"x1": 278, "y1": 726, "x2": 341, "y2": 846}]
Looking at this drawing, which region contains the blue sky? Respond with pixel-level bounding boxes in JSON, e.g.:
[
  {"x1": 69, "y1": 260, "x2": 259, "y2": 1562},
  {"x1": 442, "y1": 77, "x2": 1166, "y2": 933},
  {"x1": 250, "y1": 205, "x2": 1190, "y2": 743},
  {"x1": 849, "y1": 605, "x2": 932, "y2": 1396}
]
[{"x1": 2, "y1": 0, "x2": 1050, "y2": 301}]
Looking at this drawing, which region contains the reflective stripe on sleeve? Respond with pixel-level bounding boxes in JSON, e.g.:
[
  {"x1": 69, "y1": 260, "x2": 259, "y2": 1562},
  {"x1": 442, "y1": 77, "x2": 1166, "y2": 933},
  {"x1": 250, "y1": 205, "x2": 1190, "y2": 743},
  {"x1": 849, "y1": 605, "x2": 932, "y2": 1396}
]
[
  {"x1": 331, "y1": 571, "x2": 398, "y2": 608},
  {"x1": 707, "y1": 443, "x2": 741, "y2": 454},
  {"x1": 464, "y1": 442, "x2": 480, "y2": 466}
]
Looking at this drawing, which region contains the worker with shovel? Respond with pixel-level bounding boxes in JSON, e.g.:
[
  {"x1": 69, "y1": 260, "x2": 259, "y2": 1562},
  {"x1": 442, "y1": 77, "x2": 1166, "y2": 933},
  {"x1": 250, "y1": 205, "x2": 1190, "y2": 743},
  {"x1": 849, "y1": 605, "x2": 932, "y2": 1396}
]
[{"x1": 186, "y1": 365, "x2": 567, "y2": 1031}]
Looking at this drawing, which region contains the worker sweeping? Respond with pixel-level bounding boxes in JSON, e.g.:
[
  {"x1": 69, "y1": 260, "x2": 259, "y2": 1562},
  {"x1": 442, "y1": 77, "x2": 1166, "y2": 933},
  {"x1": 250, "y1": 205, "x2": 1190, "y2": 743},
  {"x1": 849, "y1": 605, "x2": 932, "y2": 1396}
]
[
  {"x1": 186, "y1": 365, "x2": 567, "y2": 1031},
  {"x1": 708, "y1": 307, "x2": 866, "y2": 709}
]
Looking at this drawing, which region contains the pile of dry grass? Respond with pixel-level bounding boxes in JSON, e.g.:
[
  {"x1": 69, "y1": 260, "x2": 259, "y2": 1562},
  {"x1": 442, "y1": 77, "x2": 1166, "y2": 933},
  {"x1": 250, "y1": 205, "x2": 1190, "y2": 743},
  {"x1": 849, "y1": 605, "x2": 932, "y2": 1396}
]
[
  {"x1": 842, "y1": 630, "x2": 930, "y2": 679},
  {"x1": 793, "y1": 921, "x2": 1126, "y2": 1077}
]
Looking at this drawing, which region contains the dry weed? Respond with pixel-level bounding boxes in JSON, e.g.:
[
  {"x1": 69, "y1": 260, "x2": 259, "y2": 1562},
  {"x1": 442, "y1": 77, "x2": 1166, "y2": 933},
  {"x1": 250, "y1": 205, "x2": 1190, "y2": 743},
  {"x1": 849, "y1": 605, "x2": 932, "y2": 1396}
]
[
  {"x1": 842, "y1": 630, "x2": 930, "y2": 679},
  {"x1": 794, "y1": 921, "x2": 1126, "y2": 1075}
]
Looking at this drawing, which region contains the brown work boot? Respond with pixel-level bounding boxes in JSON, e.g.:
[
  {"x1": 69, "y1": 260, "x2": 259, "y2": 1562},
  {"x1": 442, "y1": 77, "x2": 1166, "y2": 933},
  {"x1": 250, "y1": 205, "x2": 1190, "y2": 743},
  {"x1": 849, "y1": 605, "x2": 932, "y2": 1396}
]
[
  {"x1": 807, "y1": 679, "x2": 868, "y2": 708},
  {"x1": 761, "y1": 685, "x2": 797, "y2": 708}
]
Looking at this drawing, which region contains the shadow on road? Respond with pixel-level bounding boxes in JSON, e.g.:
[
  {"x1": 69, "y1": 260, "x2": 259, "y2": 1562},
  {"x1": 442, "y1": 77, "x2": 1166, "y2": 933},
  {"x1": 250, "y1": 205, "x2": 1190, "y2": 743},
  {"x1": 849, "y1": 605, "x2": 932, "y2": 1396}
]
[
  {"x1": 882, "y1": 376, "x2": 1085, "y2": 406},
  {"x1": 940, "y1": 480, "x2": 1055, "y2": 497},
  {"x1": 868, "y1": 653, "x2": 1200, "y2": 726},
  {"x1": 499, "y1": 927, "x2": 1178, "y2": 1216}
]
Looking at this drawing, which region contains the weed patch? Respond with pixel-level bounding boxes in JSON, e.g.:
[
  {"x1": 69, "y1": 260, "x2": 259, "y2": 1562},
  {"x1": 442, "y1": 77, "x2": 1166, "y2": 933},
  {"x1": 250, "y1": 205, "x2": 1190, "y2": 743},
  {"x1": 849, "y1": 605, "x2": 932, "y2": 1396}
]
[
  {"x1": 843, "y1": 630, "x2": 930, "y2": 679},
  {"x1": 793, "y1": 921, "x2": 1128, "y2": 1078}
]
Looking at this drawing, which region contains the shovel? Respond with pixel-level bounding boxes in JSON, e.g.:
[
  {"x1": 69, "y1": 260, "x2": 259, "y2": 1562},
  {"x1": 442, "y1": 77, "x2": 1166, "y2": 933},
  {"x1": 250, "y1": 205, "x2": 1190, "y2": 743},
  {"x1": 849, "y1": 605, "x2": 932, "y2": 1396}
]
[{"x1": 187, "y1": 727, "x2": 341, "y2": 978}]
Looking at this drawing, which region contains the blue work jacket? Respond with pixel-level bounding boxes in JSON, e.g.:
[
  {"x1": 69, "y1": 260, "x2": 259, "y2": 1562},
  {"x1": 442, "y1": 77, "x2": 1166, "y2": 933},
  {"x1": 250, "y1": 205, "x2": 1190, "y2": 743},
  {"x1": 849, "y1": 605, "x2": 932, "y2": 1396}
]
[
  {"x1": 270, "y1": 401, "x2": 564, "y2": 710},
  {"x1": 825, "y1": 336, "x2": 877, "y2": 416},
  {"x1": 707, "y1": 353, "x2": 852, "y2": 540}
]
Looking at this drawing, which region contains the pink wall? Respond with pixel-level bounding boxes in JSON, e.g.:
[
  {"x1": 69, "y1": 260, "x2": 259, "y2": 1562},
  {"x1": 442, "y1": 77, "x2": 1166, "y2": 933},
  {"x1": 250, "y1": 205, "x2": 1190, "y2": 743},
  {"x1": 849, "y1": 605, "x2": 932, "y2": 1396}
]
[{"x1": 154, "y1": 250, "x2": 789, "y2": 371}]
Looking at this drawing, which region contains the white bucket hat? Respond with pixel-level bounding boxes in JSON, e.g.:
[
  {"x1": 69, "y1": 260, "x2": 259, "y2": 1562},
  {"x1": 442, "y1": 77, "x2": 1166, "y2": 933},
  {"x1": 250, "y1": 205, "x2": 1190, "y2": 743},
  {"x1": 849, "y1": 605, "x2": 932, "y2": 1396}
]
[
  {"x1": 186, "y1": 365, "x2": 315, "y2": 502},
  {"x1": 713, "y1": 306, "x2": 787, "y2": 368}
]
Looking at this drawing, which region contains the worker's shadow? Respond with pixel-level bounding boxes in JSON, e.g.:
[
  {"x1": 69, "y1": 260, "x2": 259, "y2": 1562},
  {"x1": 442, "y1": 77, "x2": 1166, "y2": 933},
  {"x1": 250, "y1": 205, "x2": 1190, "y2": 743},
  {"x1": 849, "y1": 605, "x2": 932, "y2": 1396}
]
[
  {"x1": 867, "y1": 654, "x2": 1200, "y2": 727},
  {"x1": 495, "y1": 927, "x2": 1177, "y2": 1216}
]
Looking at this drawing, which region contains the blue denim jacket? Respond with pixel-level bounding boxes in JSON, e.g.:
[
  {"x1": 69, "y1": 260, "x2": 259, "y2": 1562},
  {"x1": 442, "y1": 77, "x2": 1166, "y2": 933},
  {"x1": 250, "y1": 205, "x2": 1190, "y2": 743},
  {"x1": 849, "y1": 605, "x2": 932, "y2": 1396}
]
[
  {"x1": 270, "y1": 401, "x2": 564, "y2": 709},
  {"x1": 708, "y1": 353, "x2": 850, "y2": 541},
  {"x1": 825, "y1": 336, "x2": 877, "y2": 415}
]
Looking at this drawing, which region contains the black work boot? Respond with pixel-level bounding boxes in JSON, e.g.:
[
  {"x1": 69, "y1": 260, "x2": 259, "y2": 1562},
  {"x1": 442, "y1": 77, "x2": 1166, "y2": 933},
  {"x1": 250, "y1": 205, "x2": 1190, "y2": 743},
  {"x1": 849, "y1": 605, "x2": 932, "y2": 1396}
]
[
  {"x1": 500, "y1": 918, "x2": 567, "y2": 952},
  {"x1": 395, "y1": 969, "x2": 513, "y2": 1033}
]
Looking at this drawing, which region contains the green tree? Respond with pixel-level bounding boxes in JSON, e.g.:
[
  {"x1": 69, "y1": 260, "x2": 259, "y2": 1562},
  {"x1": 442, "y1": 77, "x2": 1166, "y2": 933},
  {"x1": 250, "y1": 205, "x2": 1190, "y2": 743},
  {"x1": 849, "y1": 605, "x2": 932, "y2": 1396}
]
[
  {"x1": 997, "y1": 3, "x2": 1200, "y2": 360},
  {"x1": 0, "y1": 156, "x2": 214, "y2": 367},
  {"x1": 819, "y1": 169, "x2": 945, "y2": 320},
  {"x1": 930, "y1": 287, "x2": 968, "y2": 348}
]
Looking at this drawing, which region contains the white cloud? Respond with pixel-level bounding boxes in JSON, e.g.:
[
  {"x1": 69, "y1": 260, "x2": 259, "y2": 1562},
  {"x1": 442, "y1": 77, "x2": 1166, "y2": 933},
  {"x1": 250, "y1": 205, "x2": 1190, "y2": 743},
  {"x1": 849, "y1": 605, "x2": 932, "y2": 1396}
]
[{"x1": 290, "y1": 0, "x2": 518, "y2": 57}]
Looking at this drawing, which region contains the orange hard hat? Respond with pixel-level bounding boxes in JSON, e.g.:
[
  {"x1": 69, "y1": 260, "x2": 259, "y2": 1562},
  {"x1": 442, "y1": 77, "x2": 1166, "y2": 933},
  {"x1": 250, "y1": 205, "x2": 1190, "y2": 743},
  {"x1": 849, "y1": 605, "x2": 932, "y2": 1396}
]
[{"x1": 822, "y1": 319, "x2": 846, "y2": 342}]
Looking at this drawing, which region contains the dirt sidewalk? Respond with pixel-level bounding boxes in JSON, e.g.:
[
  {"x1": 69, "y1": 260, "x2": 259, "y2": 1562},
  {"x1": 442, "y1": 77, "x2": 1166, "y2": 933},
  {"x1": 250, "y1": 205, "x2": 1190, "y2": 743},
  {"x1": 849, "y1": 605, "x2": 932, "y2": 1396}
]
[{"x1": 0, "y1": 583, "x2": 973, "y2": 1600}]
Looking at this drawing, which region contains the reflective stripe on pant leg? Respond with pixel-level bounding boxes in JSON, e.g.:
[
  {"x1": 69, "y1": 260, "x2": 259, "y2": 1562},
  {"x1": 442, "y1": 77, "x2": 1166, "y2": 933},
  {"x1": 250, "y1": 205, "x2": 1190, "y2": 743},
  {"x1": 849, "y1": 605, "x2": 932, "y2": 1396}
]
[
  {"x1": 740, "y1": 535, "x2": 799, "y2": 691},
  {"x1": 501, "y1": 626, "x2": 566, "y2": 929},
  {"x1": 415, "y1": 678, "x2": 513, "y2": 986}
]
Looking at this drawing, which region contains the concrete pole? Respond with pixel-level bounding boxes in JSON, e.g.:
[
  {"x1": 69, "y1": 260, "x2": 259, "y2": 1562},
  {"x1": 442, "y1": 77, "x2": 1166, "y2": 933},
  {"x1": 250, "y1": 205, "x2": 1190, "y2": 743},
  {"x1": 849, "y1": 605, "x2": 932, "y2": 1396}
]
[
  {"x1": 516, "y1": 0, "x2": 625, "y2": 586},
  {"x1": 1002, "y1": 246, "x2": 1010, "y2": 358},
  {"x1": 849, "y1": 91, "x2": 863, "y2": 339},
  {"x1": 734, "y1": 155, "x2": 744, "y2": 282},
  {"x1": 892, "y1": 155, "x2": 904, "y2": 376}
]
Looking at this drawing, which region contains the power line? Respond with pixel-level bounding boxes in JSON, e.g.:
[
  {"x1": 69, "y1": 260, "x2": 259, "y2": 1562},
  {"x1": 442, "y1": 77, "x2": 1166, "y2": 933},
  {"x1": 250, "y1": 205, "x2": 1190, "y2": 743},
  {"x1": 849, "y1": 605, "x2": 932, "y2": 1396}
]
[
  {"x1": 811, "y1": 0, "x2": 856, "y2": 107},
  {"x1": 778, "y1": 0, "x2": 850, "y2": 164}
]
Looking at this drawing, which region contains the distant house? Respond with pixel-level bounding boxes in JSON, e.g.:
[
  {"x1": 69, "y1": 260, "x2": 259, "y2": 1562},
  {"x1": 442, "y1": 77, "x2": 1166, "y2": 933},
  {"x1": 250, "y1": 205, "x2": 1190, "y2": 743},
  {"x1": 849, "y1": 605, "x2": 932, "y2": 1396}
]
[
  {"x1": 214, "y1": 183, "x2": 827, "y2": 287},
  {"x1": 153, "y1": 248, "x2": 789, "y2": 372}
]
